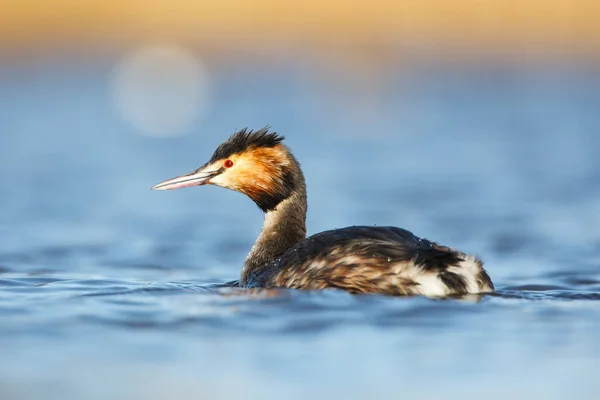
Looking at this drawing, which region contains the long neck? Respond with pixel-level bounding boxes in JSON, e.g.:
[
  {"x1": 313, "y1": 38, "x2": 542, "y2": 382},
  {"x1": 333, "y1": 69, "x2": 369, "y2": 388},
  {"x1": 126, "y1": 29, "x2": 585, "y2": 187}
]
[{"x1": 241, "y1": 180, "x2": 307, "y2": 286}]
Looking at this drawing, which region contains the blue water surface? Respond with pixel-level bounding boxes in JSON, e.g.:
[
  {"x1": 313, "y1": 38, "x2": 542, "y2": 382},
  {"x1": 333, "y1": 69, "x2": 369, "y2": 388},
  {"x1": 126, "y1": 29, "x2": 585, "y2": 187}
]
[{"x1": 0, "y1": 56, "x2": 599, "y2": 399}]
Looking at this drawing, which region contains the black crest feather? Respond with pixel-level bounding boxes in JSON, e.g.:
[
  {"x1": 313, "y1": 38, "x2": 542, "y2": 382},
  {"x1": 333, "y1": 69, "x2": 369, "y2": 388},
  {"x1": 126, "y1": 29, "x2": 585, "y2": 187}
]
[{"x1": 209, "y1": 127, "x2": 285, "y2": 163}]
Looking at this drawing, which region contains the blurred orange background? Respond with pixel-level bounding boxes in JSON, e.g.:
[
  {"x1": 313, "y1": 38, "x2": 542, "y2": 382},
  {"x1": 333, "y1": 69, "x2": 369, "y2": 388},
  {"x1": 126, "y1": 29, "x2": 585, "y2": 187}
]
[{"x1": 2, "y1": 0, "x2": 599, "y2": 61}]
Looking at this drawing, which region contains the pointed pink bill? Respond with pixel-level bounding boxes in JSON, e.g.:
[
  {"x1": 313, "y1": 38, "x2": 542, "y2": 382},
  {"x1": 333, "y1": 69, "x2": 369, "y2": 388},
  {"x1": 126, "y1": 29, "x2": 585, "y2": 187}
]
[{"x1": 152, "y1": 167, "x2": 222, "y2": 190}]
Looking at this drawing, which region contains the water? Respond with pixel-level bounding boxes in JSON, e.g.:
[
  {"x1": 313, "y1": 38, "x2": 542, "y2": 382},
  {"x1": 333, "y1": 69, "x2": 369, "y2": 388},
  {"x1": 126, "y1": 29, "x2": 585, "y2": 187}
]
[{"x1": 1, "y1": 57, "x2": 600, "y2": 399}]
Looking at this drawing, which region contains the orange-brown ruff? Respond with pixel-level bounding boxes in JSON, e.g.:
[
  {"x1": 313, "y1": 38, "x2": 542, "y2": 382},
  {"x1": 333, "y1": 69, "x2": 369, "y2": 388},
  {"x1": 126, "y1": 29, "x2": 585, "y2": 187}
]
[{"x1": 153, "y1": 128, "x2": 494, "y2": 297}]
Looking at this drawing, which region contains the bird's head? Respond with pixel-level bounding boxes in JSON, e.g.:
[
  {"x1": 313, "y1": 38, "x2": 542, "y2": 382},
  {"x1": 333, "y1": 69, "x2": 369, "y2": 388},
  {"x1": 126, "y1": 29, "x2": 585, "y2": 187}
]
[{"x1": 152, "y1": 127, "x2": 301, "y2": 211}]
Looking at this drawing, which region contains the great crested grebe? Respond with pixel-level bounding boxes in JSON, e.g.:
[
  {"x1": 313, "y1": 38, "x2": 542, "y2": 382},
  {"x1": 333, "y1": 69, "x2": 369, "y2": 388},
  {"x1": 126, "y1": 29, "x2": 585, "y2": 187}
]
[{"x1": 153, "y1": 128, "x2": 494, "y2": 297}]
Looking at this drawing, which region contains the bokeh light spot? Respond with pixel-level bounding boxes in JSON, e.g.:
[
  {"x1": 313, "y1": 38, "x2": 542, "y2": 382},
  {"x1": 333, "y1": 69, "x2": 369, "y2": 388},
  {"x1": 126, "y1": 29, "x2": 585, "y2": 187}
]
[{"x1": 111, "y1": 45, "x2": 210, "y2": 137}]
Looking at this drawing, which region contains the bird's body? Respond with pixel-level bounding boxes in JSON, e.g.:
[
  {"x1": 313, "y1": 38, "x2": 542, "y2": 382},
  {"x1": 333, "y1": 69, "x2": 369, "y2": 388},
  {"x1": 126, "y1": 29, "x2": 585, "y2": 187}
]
[
  {"x1": 245, "y1": 226, "x2": 492, "y2": 297},
  {"x1": 153, "y1": 128, "x2": 494, "y2": 297}
]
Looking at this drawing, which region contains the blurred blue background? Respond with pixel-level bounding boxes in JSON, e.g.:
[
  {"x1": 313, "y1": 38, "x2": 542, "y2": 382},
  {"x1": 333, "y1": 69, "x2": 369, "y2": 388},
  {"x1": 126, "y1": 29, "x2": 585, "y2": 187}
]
[{"x1": 1, "y1": 1, "x2": 600, "y2": 399}]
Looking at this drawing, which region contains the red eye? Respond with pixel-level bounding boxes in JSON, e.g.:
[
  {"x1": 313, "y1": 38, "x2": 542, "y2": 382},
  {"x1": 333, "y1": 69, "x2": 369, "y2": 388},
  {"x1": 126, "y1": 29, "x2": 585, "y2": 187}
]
[{"x1": 224, "y1": 159, "x2": 234, "y2": 168}]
